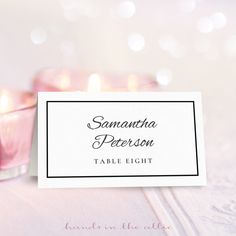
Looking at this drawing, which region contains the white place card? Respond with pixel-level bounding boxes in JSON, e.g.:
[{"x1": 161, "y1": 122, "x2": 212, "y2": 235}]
[{"x1": 38, "y1": 92, "x2": 206, "y2": 188}]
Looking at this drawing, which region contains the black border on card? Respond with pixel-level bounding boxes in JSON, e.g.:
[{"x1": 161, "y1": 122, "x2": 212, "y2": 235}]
[{"x1": 46, "y1": 101, "x2": 199, "y2": 178}]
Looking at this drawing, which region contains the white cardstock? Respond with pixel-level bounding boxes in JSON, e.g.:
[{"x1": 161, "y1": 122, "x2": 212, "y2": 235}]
[{"x1": 38, "y1": 92, "x2": 206, "y2": 188}]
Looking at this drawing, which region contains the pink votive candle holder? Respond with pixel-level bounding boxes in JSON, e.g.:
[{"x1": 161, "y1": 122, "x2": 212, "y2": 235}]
[
  {"x1": 32, "y1": 68, "x2": 159, "y2": 92},
  {"x1": 0, "y1": 89, "x2": 36, "y2": 180}
]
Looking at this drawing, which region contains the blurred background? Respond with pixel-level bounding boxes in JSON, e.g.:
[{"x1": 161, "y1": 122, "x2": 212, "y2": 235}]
[
  {"x1": 1, "y1": 0, "x2": 236, "y2": 138},
  {"x1": 0, "y1": 0, "x2": 236, "y2": 93},
  {"x1": 0, "y1": 0, "x2": 235, "y2": 152}
]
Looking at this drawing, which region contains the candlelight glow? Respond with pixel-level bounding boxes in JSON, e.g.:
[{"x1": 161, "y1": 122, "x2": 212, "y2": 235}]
[
  {"x1": 87, "y1": 73, "x2": 102, "y2": 92},
  {"x1": 0, "y1": 90, "x2": 14, "y2": 114},
  {"x1": 58, "y1": 73, "x2": 71, "y2": 90},
  {"x1": 127, "y1": 75, "x2": 139, "y2": 91}
]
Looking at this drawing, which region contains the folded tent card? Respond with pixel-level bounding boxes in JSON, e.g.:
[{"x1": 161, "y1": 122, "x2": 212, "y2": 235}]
[{"x1": 36, "y1": 92, "x2": 206, "y2": 188}]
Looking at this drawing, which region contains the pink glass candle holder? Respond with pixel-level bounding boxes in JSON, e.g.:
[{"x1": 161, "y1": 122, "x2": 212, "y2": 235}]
[
  {"x1": 32, "y1": 68, "x2": 159, "y2": 92},
  {"x1": 0, "y1": 89, "x2": 36, "y2": 180}
]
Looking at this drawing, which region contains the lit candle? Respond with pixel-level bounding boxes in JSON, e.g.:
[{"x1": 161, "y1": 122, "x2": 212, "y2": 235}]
[
  {"x1": 0, "y1": 89, "x2": 36, "y2": 180},
  {"x1": 32, "y1": 68, "x2": 159, "y2": 92}
]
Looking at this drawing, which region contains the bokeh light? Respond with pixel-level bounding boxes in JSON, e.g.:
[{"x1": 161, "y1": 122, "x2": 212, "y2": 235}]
[
  {"x1": 117, "y1": 1, "x2": 136, "y2": 18},
  {"x1": 128, "y1": 34, "x2": 145, "y2": 52},
  {"x1": 30, "y1": 28, "x2": 47, "y2": 45},
  {"x1": 178, "y1": 0, "x2": 196, "y2": 13},
  {"x1": 156, "y1": 69, "x2": 172, "y2": 86},
  {"x1": 211, "y1": 12, "x2": 227, "y2": 29},
  {"x1": 158, "y1": 35, "x2": 185, "y2": 58}
]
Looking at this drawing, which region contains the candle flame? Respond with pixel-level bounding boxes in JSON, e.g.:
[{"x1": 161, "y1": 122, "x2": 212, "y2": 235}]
[
  {"x1": 0, "y1": 90, "x2": 14, "y2": 114},
  {"x1": 87, "y1": 73, "x2": 102, "y2": 92}
]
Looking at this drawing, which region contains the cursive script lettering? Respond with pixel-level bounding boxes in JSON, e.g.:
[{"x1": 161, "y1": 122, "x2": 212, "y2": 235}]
[
  {"x1": 92, "y1": 134, "x2": 154, "y2": 149},
  {"x1": 87, "y1": 116, "x2": 157, "y2": 130},
  {"x1": 87, "y1": 116, "x2": 157, "y2": 149}
]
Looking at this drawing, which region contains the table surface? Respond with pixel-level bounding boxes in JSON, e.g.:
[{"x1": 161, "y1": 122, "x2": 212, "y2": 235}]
[
  {"x1": 1, "y1": 76, "x2": 235, "y2": 236},
  {"x1": 0, "y1": 1, "x2": 236, "y2": 235}
]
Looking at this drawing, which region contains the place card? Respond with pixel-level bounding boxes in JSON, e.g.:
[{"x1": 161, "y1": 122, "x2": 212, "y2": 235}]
[{"x1": 38, "y1": 92, "x2": 206, "y2": 188}]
